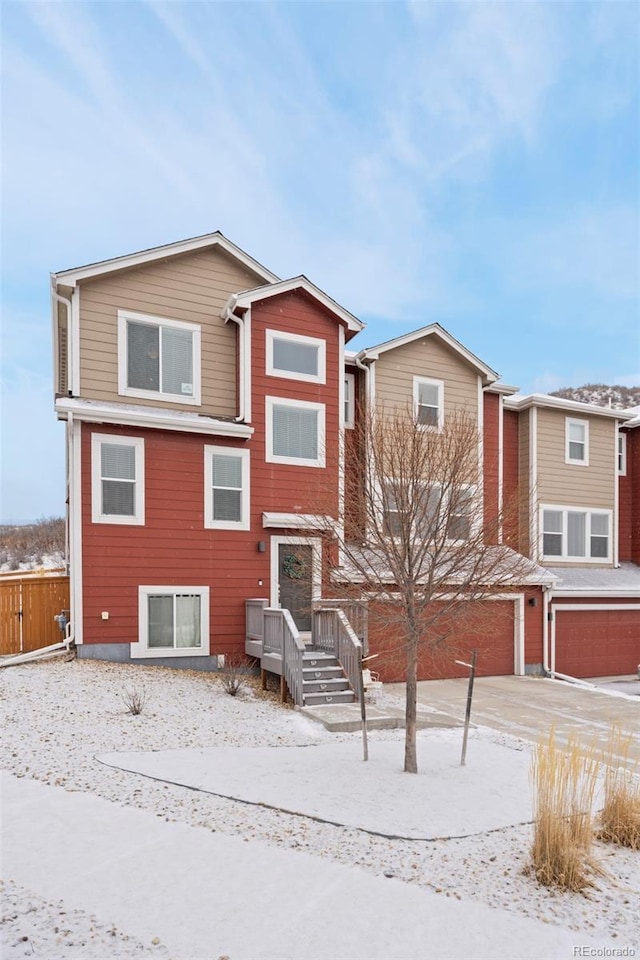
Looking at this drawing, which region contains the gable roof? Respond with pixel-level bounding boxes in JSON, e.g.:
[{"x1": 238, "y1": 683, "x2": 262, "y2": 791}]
[
  {"x1": 52, "y1": 231, "x2": 279, "y2": 286},
  {"x1": 227, "y1": 276, "x2": 364, "y2": 334},
  {"x1": 356, "y1": 323, "x2": 499, "y2": 383}
]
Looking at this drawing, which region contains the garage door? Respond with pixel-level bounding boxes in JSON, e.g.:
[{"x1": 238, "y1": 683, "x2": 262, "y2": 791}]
[
  {"x1": 369, "y1": 600, "x2": 516, "y2": 682},
  {"x1": 554, "y1": 608, "x2": 640, "y2": 678}
]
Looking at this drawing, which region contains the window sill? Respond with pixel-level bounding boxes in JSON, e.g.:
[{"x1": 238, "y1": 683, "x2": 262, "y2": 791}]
[
  {"x1": 129, "y1": 643, "x2": 210, "y2": 658},
  {"x1": 119, "y1": 387, "x2": 201, "y2": 406}
]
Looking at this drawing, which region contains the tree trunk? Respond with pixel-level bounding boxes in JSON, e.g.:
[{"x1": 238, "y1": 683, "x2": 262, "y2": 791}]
[{"x1": 404, "y1": 633, "x2": 418, "y2": 773}]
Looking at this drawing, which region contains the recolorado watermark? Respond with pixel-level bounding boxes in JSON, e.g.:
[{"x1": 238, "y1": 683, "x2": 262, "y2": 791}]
[{"x1": 573, "y1": 949, "x2": 636, "y2": 958}]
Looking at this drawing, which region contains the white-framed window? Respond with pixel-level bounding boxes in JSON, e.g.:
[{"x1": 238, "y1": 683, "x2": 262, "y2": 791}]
[
  {"x1": 344, "y1": 373, "x2": 355, "y2": 429},
  {"x1": 266, "y1": 330, "x2": 326, "y2": 384},
  {"x1": 382, "y1": 480, "x2": 475, "y2": 542},
  {"x1": 541, "y1": 506, "x2": 611, "y2": 562},
  {"x1": 266, "y1": 397, "x2": 325, "y2": 468},
  {"x1": 133, "y1": 586, "x2": 210, "y2": 658},
  {"x1": 617, "y1": 433, "x2": 627, "y2": 476},
  {"x1": 204, "y1": 446, "x2": 250, "y2": 530},
  {"x1": 446, "y1": 486, "x2": 474, "y2": 542},
  {"x1": 91, "y1": 434, "x2": 145, "y2": 525},
  {"x1": 413, "y1": 376, "x2": 444, "y2": 430},
  {"x1": 565, "y1": 418, "x2": 589, "y2": 465},
  {"x1": 118, "y1": 310, "x2": 201, "y2": 404}
]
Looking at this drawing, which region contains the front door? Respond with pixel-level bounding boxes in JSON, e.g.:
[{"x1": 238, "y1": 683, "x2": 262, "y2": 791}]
[{"x1": 278, "y1": 544, "x2": 313, "y2": 631}]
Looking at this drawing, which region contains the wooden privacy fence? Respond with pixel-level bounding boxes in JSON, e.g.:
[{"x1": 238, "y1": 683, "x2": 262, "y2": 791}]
[{"x1": 0, "y1": 572, "x2": 70, "y2": 656}]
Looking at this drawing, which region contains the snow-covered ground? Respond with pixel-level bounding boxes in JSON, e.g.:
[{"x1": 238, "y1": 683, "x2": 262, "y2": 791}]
[{"x1": 1, "y1": 658, "x2": 638, "y2": 959}]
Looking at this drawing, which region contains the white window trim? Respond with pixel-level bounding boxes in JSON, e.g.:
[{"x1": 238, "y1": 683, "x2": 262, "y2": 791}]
[
  {"x1": 270, "y1": 536, "x2": 322, "y2": 609},
  {"x1": 344, "y1": 372, "x2": 355, "y2": 429},
  {"x1": 380, "y1": 478, "x2": 478, "y2": 544},
  {"x1": 91, "y1": 433, "x2": 145, "y2": 525},
  {"x1": 539, "y1": 504, "x2": 612, "y2": 563},
  {"x1": 265, "y1": 396, "x2": 326, "y2": 468},
  {"x1": 565, "y1": 417, "x2": 589, "y2": 466},
  {"x1": 132, "y1": 586, "x2": 210, "y2": 658},
  {"x1": 413, "y1": 376, "x2": 444, "y2": 431},
  {"x1": 265, "y1": 329, "x2": 326, "y2": 384},
  {"x1": 117, "y1": 310, "x2": 201, "y2": 405},
  {"x1": 204, "y1": 445, "x2": 250, "y2": 530},
  {"x1": 617, "y1": 433, "x2": 627, "y2": 476}
]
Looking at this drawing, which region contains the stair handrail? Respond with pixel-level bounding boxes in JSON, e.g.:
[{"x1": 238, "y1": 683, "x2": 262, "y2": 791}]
[
  {"x1": 246, "y1": 599, "x2": 268, "y2": 642},
  {"x1": 312, "y1": 607, "x2": 362, "y2": 700},
  {"x1": 281, "y1": 608, "x2": 306, "y2": 706},
  {"x1": 263, "y1": 608, "x2": 285, "y2": 656},
  {"x1": 313, "y1": 599, "x2": 368, "y2": 654}
]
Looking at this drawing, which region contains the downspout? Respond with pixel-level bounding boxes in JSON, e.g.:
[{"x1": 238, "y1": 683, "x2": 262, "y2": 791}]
[
  {"x1": 50, "y1": 277, "x2": 73, "y2": 396},
  {"x1": 542, "y1": 584, "x2": 551, "y2": 675},
  {"x1": 223, "y1": 297, "x2": 245, "y2": 422},
  {"x1": 354, "y1": 352, "x2": 370, "y2": 401}
]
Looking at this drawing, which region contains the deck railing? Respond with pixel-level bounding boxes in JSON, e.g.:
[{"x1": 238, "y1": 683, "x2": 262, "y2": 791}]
[
  {"x1": 312, "y1": 607, "x2": 362, "y2": 699},
  {"x1": 246, "y1": 599, "x2": 268, "y2": 642},
  {"x1": 312, "y1": 599, "x2": 368, "y2": 654},
  {"x1": 281, "y1": 608, "x2": 306, "y2": 707},
  {"x1": 263, "y1": 608, "x2": 284, "y2": 656},
  {"x1": 246, "y1": 599, "x2": 363, "y2": 707}
]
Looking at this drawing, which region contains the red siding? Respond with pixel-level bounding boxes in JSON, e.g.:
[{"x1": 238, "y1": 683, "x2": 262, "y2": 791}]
[
  {"x1": 524, "y1": 587, "x2": 544, "y2": 667},
  {"x1": 81, "y1": 425, "x2": 269, "y2": 654},
  {"x1": 629, "y1": 428, "x2": 640, "y2": 563},
  {"x1": 250, "y1": 291, "x2": 341, "y2": 519},
  {"x1": 81, "y1": 288, "x2": 345, "y2": 655},
  {"x1": 483, "y1": 392, "x2": 500, "y2": 544},
  {"x1": 502, "y1": 409, "x2": 520, "y2": 550}
]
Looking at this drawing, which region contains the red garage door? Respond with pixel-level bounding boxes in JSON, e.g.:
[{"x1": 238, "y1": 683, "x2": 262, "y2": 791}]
[
  {"x1": 554, "y1": 608, "x2": 640, "y2": 678},
  {"x1": 370, "y1": 600, "x2": 516, "y2": 682}
]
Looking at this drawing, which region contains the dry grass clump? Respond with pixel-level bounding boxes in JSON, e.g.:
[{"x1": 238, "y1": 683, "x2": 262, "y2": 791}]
[
  {"x1": 122, "y1": 686, "x2": 147, "y2": 715},
  {"x1": 530, "y1": 728, "x2": 602, "y2": 891},
  {"x1": 598, "y1": 728, "x2": 640, "y2": 850},
  {"x1": 219, "y1": 655, "x2": 250, "y2": 697}
]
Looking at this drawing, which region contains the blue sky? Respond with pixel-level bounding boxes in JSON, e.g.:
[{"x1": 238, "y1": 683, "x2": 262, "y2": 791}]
[{"x1": 1, "y1": 1, "x2": 639, "y2": 521}]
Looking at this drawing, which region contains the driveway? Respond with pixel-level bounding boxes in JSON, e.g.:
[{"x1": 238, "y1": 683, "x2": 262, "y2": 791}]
[{"x1": 384, "y1": 675, "x2": 640, "y2": 770}]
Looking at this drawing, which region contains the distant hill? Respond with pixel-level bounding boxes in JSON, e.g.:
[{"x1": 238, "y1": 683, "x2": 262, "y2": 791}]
[
  {"x1": 549, "y1": 384, "x2": 640, "y2": 410},
  {"x1": 0, "y1": 517, "x2": 65, "y2": 572}
]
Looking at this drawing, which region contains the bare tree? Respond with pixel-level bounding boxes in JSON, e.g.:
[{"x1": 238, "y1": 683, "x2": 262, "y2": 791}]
[
  {"x1": 0, "y1": 517, "x2": 65, "y2": 571},
  {"x1": 326, "y1": 404, "x2": 534, "y2": 774}
]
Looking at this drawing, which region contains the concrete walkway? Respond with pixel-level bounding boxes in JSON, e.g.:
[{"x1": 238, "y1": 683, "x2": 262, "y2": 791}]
[
  {"x1": 385, "y1": 675, "x2": 640, "y2": 769},
  {"x1": 2, "y1": 772, "x2": 608, "y2": 960}
]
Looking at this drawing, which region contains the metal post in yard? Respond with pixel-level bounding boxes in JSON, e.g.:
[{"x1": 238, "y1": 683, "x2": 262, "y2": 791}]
[
  {"x1": 359, "y1": 646, "x2": 369, "y2": 762},
  {"x1": 455, "y1": 649, "x2": 477, "y2": 766}
]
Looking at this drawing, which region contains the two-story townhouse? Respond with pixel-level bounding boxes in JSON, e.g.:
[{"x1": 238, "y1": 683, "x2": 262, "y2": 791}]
[
  {"x1": 51, "y1": 231, "x2": 639, "y2": 693},
  {"x1": 52, "y1": 233, "x2": 362, "y2": 676},
  {"x1": 501, "y1": 394, "x2": 640, "y2": 678}
]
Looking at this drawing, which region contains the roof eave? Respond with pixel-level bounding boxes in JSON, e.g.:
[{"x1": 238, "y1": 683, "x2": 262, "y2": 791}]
[
  {"x1": 52, "y1": 232, "x2": 280, "y2": 286},
  {"x1": 231, "y1": 276, "x2": 364, "y2": 333},
  {"x1": 359, "y1": 323, "x2": 499, "y2": 383}
]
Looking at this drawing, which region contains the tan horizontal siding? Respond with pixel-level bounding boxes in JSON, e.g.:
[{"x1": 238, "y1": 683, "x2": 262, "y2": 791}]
[
  {"x1": 78, "y1": 246, "x2": 263, "y2": 416},
  {"x1": 374, "y1": 336, "x2": 479, "y2": 419},
  {"x1": 536, "y1": 409, "x2": 616, "y2": 510}
]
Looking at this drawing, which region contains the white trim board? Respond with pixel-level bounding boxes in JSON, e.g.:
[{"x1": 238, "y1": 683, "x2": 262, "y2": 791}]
[
  {"x1": 228, "y1": 276, "x2": 363, "y2": 333},
  {"x1": 55, "y1": 398, "x2": 253, "y2": 439},
  {"x1": 269, "y1": 536, "x2": 322, "y2": 609},
  {"x1": 53, "y1": 232, "x2": 279, "y2": 286},
  {"x1": 357, "y1": 323, "x2": 498, "y2": 382}
]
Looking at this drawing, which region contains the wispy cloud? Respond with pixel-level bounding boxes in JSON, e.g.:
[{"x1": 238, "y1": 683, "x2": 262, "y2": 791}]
[
  {"x1": 1, "y1": 1, "x2": 637, "y2": 516},
  {"x1": 392, "y1": 4, "x2": 563, "y2": 180}
]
